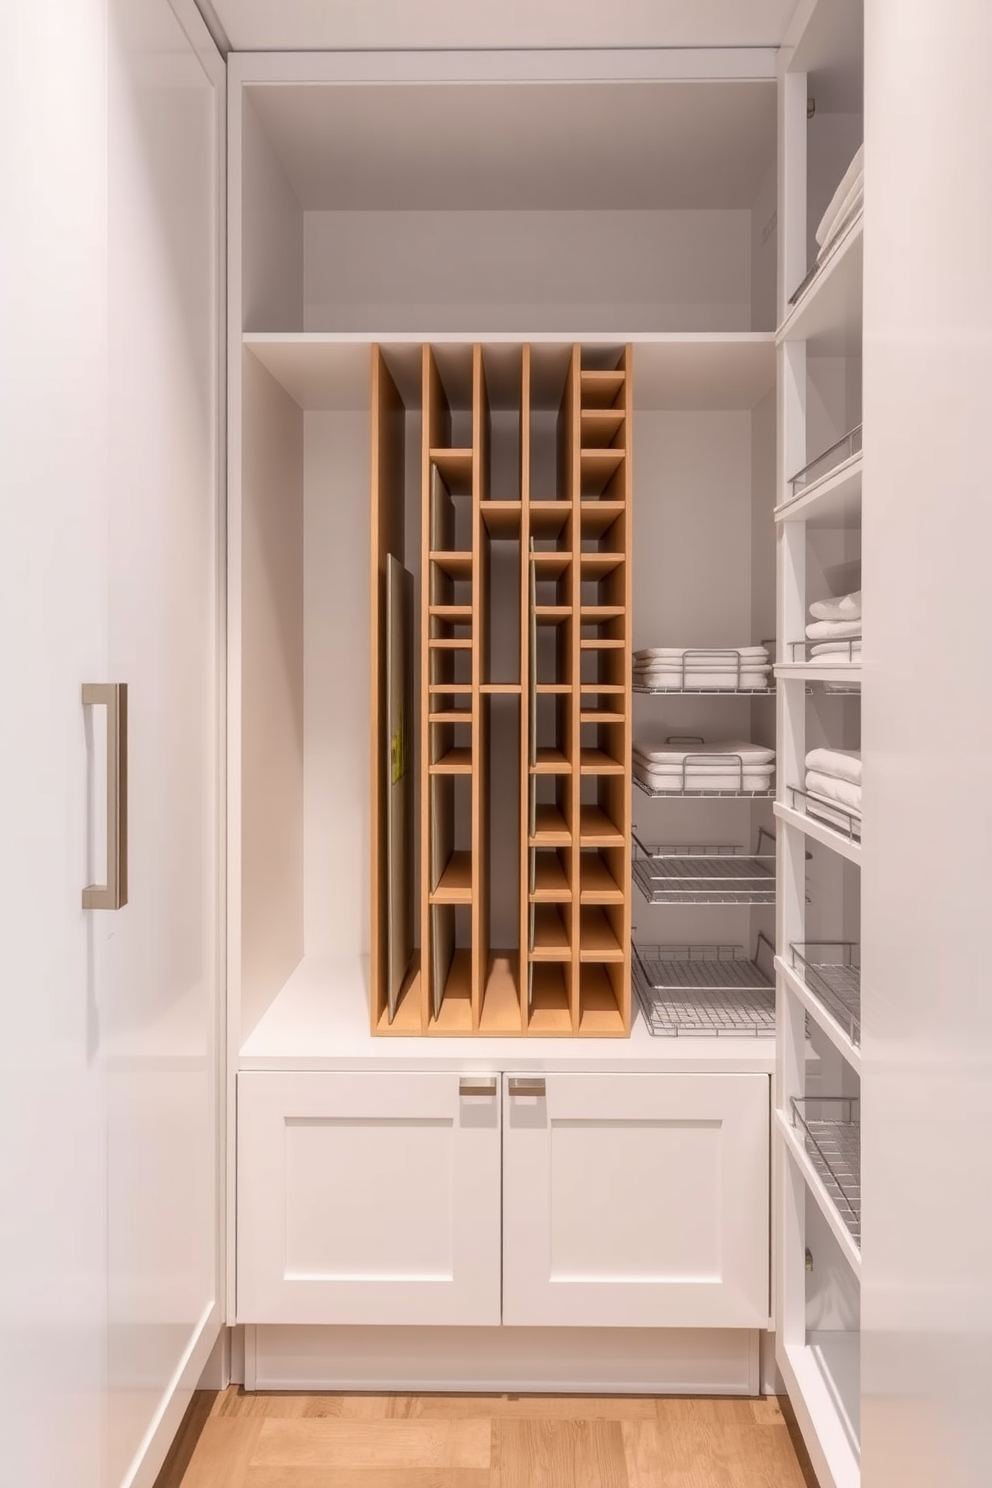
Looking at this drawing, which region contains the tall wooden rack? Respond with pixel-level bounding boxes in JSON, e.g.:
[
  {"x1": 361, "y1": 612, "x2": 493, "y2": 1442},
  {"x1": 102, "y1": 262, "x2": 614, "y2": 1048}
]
[{"x1": 371, "y1": 342, "x2": 633, "y2": 1036}]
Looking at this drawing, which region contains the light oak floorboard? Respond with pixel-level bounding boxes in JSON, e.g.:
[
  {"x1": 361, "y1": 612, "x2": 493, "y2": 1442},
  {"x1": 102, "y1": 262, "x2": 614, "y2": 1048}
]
[
  {"x1": 245, "y1": 1472, "x2": 491, "y2": 1488},
  {"x1": 492, "y1": 1419, "x2": 629, "y2": 1488},
  {"x1": 177, "y1": 1419, "x2": 264, "y2": 1488},
  {"x1": 252, "y1": 1418, "x2": 492, "y2": 1471},
  {"x1": 177, "y1": 1392, "x2": 812, "y2": 1488}
]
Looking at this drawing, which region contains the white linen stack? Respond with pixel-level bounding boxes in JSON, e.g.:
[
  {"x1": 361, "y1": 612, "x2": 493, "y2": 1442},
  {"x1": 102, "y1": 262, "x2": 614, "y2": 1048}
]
[
  {"x1": 633, "y1": 645, "x2": 771, "y2": 691},
  {"x1": 804, "y1": 747, "x2": 862, "y2": 836},
  {"x1": 633, "y1": 736, "x2": 775, "y2": 794},
  {"x1": 806, "y1": 590, "x2": 861, "y2": 663},
  {"x1": 816, "y1": 144, "x2": 864, "y2": 262}
]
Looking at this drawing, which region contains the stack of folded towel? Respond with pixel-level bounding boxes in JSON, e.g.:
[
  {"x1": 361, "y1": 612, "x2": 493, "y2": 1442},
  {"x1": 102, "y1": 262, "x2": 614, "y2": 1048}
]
[
  {"x1": 634, "y1": 736, "x2": 776, "y2": 793},
  {"x1": 804, "y1": 747, "x2": 862, "y2": 836},
  {"x1": 633, "y1": 645, "x2": 771, "y2": 691},
  {"x1": 816, "y1": 144, "x2": 864, "y2": 263},
  {"x1": 806, "y1": 590, "x2": 861, "y2": 663}
]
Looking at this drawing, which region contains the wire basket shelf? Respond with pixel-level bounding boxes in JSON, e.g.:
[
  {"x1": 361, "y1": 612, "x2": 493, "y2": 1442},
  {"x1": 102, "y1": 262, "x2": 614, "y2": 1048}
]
[
  {"x1": 790, "y1": 942, "x2": 861, "y2": 1047},
  {"x1": 791, "y1": 1096, "x2": 861, "y2": 1245},
  {"x1": 633, "y1": 937, "x2": 776, "y2": 1037},
  {"x1": 632, "y1": 828, "x2": 776, "y2": 906}
]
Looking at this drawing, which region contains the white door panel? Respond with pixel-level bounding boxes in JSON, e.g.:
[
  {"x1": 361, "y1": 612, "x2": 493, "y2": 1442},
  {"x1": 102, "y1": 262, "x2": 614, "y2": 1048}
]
[
  {"x1": 502, "y1": 1073, "x2": 769, "y2": 1328},
  {"x1": 103, "y1": 0, "x2": 224, "y2": 1483},
  {"x1": 0, "y1": 3, "x2": 110, "y2": 1485},
  {"x1": 238, "y1": 1072, "x2": 502, "y2": 1326}
]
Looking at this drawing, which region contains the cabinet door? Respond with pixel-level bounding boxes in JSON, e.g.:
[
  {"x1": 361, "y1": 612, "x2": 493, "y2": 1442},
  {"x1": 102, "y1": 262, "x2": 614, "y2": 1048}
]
[
  {"x1": 103, "y1": 1, "x2": 225, "y2": 1482},
  {"x1": 502, "y1": 1072, "x2": 769, "y2": 1328},
  {"x1": 0, "y1": 4, "x2": 109, "y2": 1484},
  {"x1": 238, "y1": 1072, "x2": 502, "y2": 1325}
]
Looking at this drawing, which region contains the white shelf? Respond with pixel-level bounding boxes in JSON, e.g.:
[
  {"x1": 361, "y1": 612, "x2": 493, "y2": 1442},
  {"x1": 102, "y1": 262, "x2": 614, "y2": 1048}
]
[
  {"x1": 777, "y1": 956, "x2": 861, "y2": 1075},
  {"x1": 242, "y1": 331, "x2": 776, "y2": 413},
  {"x1": 780, "y1": 1338, "x2": 861, "y2": 1488},
  {"x1": 775, "y1": 451, "x2": 862, "y2": 526},
  {"x1": 633, "y1": 335, "x2": 775, "y2": 411},
  {"x1": 239, "y1": 953, "x2": 776, "y2": 1073},
  {"x1": 774, "y1": 802, "x2": 862, "y2": 867},
  {"x1": 777, "y1": 212, "x2": 863, "y2": 356},
  {"x1": 775, "y1": 663, "x2": 861, "y2": 686},
  {"x1": 776, "y1": 1109, "x2": 862, "y2": 1280}
]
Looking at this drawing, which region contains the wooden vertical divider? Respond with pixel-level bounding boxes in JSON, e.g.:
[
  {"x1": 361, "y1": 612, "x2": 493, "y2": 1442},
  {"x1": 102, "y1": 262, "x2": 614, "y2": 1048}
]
[
  {"x1": 617, "y1": 344, "x2": 634, "y2": 1031},
  {"x1": 421, "y1": 345, "x2": 452, "y2": 1035},
  {"x1": 471, "y1": 345, "x2": 488, "y2": 1028},
  {"x1": 370, "y1": 346, "x2": 412, "y2": 1033},
  {"x1": 564, "y1": 345, "x2": 582, "y2": 1034},
  {"x1": 519, "y1": 345, "x2": 531, "y2": 1032}
]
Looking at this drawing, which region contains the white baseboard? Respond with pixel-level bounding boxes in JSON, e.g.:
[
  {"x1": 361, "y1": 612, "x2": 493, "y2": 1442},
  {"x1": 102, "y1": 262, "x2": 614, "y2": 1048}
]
[
  {"x1": 244, "y1": 1324, "x2": 762, "y2": 1395},
  {"x1": 123, "y1": 1301, "x2": 222, "y2": 1488}
]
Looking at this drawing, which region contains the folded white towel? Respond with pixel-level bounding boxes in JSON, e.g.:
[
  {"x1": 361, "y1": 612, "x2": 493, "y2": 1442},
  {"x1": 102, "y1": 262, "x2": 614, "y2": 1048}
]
[
  {"x1": 809, "y1": 590, "x2": 862, "y2": 623},
  {"x1": 634, "y1": 737, "x2": 776, "y2": 766},
  {"x1": 806, "y1": 769, "x2": 862, "y2": 816},
  {"x1": 634, "y1": 646, "x2": 768, "y2": 660},
  {"x1": 635, "y1": 671, "x2": 770, "y2": 691},
  {"x1": 806, "y1": 618, "x2": 862, "y2": 641},
  {"x1": 637, "y1": 759, "x2": 775, "y2": 778},
  {"x1": 816, "y1": 178, "x2": 863, "y2": 261},
  {"x1": 816, "y1": 145, "x2": 865, "y2": 249},
  {"x1": 806, "y1": 748, "x2": 862, "y2": 786},
  {"x1": 634, "y1": 660, "x2": 771, "y2": 672},
  {"x1": 636, "y1": 764, "x2": 774, "y2": 794},
  {"x1": 809, "y1": 639, "x2": 862, "y2": 659}
]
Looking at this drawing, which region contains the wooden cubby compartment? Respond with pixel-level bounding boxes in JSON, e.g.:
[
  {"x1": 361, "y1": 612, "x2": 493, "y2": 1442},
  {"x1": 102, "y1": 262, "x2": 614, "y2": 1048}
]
[{"x1": 372, "y1": 342, "x2": 631, "y2": 1036}]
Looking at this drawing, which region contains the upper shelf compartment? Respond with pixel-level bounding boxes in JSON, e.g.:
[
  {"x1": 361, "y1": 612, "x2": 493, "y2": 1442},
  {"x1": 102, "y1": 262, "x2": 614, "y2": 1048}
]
[
  {"x1": 236, "y1": 64, "x2": 778, "y2": 337},
  {"x1": 780, "y1": 0, "x2": 863, "y2": 338}
]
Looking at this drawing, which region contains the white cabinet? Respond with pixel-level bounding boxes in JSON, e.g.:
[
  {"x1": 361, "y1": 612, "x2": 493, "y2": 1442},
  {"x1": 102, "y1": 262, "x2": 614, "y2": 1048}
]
[
  {"x1": 0, "y1": 2, "x2": 224, "y2": 1485},
  {"x1": 502, "y1": 1073, "x2": 770, "y2": 1328},
  {"x1": 239, "y1": 1069, "x2": 769, "y2": 1332},
  {"x1": 237, "y1": 1071, "x2": 503, "y2": 1325}
]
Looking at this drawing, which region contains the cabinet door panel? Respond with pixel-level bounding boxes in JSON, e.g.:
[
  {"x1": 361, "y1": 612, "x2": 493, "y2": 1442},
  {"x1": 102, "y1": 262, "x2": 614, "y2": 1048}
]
[
  {"x1": 238, "y1": 1072, "x2": 501, "y2": 1325},
  {"x1": 502, "y1": 1072, "x2": 769, "y2": 1328},
  {"x1": 103, "y1": 0, "x2": 225, "y2": 1482}
]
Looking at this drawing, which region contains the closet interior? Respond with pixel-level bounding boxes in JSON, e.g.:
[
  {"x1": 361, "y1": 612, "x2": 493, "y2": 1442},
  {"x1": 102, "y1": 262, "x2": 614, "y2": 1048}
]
[{"x1": 232, "y1": 65, "x2": 782, "y2": 1057}]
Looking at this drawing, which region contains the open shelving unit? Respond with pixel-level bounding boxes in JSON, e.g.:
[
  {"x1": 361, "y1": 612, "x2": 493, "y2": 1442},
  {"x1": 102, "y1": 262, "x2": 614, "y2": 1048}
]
[
  {"x1": 370, "y1": 341, "x2": 634, "y2": 1038},
  {"x1": 774, "y1": 4, "x2": 864, "y2": 1486}
]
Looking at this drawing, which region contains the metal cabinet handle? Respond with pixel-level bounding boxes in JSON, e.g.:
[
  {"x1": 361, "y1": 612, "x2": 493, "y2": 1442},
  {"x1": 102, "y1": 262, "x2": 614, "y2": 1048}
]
[
  {"x1": 459, "y1": 1077, "x2": 497, "y2": 1097},
  {"x1": 82, "y1": 683, "x2": 128, "y2": 910},
  {"x1": 508, "y1": 1077, "x2": 546, "y2": 1098}
]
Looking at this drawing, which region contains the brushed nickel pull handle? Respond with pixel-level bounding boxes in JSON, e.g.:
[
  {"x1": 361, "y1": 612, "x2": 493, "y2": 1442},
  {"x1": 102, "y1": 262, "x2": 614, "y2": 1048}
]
[
  {"x1": 459, "y1": 1077, "x2": 497, "y2": 1097},
  {"x1": 82, "y1": 683, "x2": 128, "y2": 910},
  {"x1": 508, "y1": 1077, "x2": 546, "y2": 1098}
]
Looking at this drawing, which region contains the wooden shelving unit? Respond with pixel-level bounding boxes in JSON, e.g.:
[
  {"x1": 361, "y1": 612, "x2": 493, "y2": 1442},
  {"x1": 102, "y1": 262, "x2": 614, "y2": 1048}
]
[{"x1": 372, "y1": 341, "x2": 631, "y2": 1036}]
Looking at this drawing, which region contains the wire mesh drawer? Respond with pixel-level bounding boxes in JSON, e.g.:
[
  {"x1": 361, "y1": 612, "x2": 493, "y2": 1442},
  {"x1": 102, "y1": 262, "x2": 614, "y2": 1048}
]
[{"x1": 633, "y1": 938, "x2": 775, "y2": 1037}]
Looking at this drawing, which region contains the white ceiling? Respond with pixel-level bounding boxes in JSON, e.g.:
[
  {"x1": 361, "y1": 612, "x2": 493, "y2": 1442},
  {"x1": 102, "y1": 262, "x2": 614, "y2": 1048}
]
[
  {"x1": 209, "y1": 0, "x2": 799, "y2": 53},
  {"x1": 250, "y1": 81, "x2": 776, "y2": 211}
]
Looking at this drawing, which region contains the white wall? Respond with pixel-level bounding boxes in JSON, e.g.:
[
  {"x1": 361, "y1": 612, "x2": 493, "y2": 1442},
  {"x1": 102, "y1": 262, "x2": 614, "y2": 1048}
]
[
  {"x1": 863, "y1": 4, "x2": 992, "y2": 1486},
  {"x1": 304, "y1": 210, "x2": 753, "y2": 333},
  {"x1": 242, "y1": 92, "x2": 304, "y2": 331},
  {"x1": 751, "y1": 159, "x2": 779, "y2": 332}
]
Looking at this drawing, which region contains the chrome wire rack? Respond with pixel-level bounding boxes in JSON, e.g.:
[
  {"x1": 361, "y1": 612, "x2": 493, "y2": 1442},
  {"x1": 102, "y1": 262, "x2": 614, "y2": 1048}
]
[
  {"x1": 633, "y1": 936, "x2": 776, "y2": 1037},
  {"x1": 632, "y1": 828, "x2": 776, "y2": 906},
  {"x1": 786, "y1": 424, "x2": 863, "y2": 496},
  {"x1": 791, "y1": 942, "x2": 861, "y2": 1047},
  {"x1": 788, "y1": 784, "x2": 861, "y2": 842},
  {"x1": 791, "y1": 1096, "x2": 861, "y2": 1245}
]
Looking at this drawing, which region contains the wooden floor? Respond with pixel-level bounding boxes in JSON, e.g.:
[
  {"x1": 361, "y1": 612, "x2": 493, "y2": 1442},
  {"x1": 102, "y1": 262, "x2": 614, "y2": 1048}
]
[{"x1": 161, "y1": 1388, "x2": 817, "y2": 1488}]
